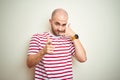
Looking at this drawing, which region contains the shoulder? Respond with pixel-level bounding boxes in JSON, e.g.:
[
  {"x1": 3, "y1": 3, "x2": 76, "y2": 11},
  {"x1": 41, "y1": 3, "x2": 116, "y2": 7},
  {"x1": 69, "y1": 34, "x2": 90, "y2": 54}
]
[
  {"x1": 32, "y1": 32, "x2": 49, "y2": 38},
  {"x1": 65, "y1": 37, "x2": 72, "y2": 42},
  {"x1": 30, "y1": 32, "x2": 49, "y2": 43}
]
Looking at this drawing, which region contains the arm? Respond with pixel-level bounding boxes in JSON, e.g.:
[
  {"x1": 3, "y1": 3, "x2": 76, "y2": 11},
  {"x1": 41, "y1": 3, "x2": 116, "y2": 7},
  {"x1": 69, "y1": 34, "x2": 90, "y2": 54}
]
[
  {"x1": 27, "y1": 49, "x2": 45, "y2": 68},
  {"x1": 72, "y1": 39, "x2": 87, "y2": 62},
  {"x1": 65, "y1": 26, "x2": 87, "y2": 62},
  {"x1": 27, "y1": 37, "x2": 54, "y2": 68}
]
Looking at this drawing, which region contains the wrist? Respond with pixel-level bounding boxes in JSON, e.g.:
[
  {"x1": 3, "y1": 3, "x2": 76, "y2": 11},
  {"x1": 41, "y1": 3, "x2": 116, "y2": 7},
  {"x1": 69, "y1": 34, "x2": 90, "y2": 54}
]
[
  {"x1": 71, "y1": 34, "x2": 79, "y2": 41},
  {"x1": 40, "y1": 49, "x2": 46, "y2": 55}
]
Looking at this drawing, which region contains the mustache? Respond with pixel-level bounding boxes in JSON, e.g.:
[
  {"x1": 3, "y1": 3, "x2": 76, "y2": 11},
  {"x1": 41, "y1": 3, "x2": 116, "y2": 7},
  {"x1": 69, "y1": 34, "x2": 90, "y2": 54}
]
[{"x1": 57, "y1": 30, "x2": 65, "y2": 33}]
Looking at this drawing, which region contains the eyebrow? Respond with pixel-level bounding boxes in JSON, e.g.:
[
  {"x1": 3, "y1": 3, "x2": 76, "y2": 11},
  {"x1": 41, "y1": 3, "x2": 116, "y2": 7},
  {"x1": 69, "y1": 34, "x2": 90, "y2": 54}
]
[
  {"x1": 55, "y1": 22, "x2": 67, "y2": 26},
  {"x1": 62, "y1": 24, "x2": 67, "y2": 26}
]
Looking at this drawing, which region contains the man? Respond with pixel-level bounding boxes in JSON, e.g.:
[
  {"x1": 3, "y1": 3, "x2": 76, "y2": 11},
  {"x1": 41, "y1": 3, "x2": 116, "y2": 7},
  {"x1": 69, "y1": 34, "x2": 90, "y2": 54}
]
[{"x1": 27, "y1": 8, "x2": 87, "y2": 80}]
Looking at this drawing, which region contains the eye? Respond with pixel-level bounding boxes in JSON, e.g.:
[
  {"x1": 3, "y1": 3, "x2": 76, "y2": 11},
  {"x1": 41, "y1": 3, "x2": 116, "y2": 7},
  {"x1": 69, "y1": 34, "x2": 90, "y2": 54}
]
[
  {"x1": 62, "y1": 24, "x2": 67, "y2": 27},
  {"x1": 55, "y1": 22, "x2": 60, "y2": 26}
]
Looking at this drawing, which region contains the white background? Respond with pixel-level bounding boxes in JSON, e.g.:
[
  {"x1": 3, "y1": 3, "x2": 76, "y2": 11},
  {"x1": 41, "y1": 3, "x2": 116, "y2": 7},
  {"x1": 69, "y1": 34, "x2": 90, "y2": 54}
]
[{"x1": 0, "y1": 0, "x2": 120, "y2": 80}]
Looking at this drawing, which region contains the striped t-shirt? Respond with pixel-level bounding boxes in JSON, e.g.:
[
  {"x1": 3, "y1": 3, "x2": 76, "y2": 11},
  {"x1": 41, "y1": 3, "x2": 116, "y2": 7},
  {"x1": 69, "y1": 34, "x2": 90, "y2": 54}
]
[{"x1": 28, "y1": 32, "x2": 75, "y2": 80}]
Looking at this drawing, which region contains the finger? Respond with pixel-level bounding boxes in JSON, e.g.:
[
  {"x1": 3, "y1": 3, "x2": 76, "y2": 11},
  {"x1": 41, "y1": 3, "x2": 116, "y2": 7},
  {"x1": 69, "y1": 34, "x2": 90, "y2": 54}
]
[
  {"x1": 47, "y1": 46, "x2": 54, "y2": 54},
  {"x1": 48, "y1": 45, "x2": 54, "y2": 48},
  {"x1": 67, "y1": 23, "x2": 71, "y2": 27},
  {"x1": 47, "y1": 37, "x2": 52, "y2": 45},
  {"x1": 65, "y1": 23, "x2": 70, "y2": 36},
  {"x1": 48, "y1": 50, "x2": 53, "y2": 54}
]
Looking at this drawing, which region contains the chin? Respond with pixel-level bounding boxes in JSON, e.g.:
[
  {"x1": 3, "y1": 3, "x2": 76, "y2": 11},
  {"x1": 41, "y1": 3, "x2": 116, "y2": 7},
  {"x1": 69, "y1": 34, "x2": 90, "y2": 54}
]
[
  {"x1": 56, "y1": 34, "x2": 61, "y2": 36},
  {"x1": 54, "y1": 33, "x2": 61, "y2": 36},
  {"x1": 53, "y1": 32, "x2": 63, "y2": 36},
  {"x1": 57, "y1": 33, "x2": 63, "y2": 36},
  {"x1": 53, "y1": 33, "x2": 60, "y2": 36}
]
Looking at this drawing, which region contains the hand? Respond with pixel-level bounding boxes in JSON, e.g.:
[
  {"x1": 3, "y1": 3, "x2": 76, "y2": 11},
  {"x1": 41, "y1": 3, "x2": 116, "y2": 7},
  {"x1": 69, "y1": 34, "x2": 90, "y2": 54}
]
[
  {"x1": 43, "y1": 37, "x2": 54, "y2": 54},
  {"x1": 65, "y1": 24, "x2": 75, "y2": 37}
]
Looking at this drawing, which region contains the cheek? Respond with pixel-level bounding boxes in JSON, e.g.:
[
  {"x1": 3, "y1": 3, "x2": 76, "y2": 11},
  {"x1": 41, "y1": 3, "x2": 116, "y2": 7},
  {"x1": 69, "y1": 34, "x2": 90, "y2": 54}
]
[
  {"x1": 51, "y1": 25, "x2": 58, "y2": 31},
  {"x1": 62, "y1": 27, "x2": 66, "y2": 31}
]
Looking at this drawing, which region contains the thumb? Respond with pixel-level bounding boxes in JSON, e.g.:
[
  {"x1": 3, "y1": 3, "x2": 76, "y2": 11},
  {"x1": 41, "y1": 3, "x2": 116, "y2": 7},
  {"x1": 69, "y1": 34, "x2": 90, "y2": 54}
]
[
  {"x1": 65, "y1": 23, "x2": 70, "y2": 34},
  {"x1": 67, "y1": 23, "x2": 71, "y2": 27},
  {"x1": 65, "y1": 23, "x2": 71, "y2": 33},
  {"x1": 47, "y1": 37, "x2": 52, "y2": 45}
]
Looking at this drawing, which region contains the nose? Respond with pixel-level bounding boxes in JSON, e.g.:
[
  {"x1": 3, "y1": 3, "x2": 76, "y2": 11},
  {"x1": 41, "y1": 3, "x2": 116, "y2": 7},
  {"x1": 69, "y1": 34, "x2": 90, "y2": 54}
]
[{"x1": 58, "y1": 26, "x2": 62, "y2": 31}]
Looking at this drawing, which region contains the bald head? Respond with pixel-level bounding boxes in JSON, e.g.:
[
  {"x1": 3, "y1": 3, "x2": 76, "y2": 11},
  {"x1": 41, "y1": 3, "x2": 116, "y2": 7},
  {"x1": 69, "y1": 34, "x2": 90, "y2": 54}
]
[{"x1": 51, "y1": 8, "x2": 68, "y2": 19}]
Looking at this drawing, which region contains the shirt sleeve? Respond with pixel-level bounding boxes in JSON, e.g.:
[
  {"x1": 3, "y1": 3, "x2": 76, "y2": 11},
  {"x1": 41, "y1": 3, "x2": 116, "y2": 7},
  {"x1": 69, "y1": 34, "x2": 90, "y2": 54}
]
[
  {"x1": 67, "y1": 37, "x2": 75, "y2": 56},
  {"x1": 27, "y1": 34, "x2": 41, "y2": 55},
  {"x1": 70, "y1": 41, "x2": 75, "y2": 55}
]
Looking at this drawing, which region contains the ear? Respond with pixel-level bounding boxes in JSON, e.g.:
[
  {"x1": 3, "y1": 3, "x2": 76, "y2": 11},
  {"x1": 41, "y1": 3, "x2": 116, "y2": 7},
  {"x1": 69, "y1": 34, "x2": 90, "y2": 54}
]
[{"x1": 49, "y1": 19, "x2": 52, "y2": 23}]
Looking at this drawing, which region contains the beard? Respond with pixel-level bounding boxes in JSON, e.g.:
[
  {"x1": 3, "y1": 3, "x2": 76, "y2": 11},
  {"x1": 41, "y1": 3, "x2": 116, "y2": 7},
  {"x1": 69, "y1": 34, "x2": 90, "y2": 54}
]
[{"x1": 51, "y1": 28, "x2": 65, "y2": 36}]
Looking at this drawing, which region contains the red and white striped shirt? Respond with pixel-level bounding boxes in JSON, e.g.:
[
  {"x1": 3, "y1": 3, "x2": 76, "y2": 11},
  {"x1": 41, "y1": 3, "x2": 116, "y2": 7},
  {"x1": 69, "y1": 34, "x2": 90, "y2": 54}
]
[{"x1": 28, "y1": 32, "x2": 75, "y2": 80}]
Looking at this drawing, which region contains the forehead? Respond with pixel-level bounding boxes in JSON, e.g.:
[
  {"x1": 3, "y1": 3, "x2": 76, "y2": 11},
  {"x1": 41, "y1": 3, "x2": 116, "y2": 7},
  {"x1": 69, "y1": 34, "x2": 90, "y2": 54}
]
[{"x1": 52, "y1": 14, "x2": 68, "y2": 24}]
